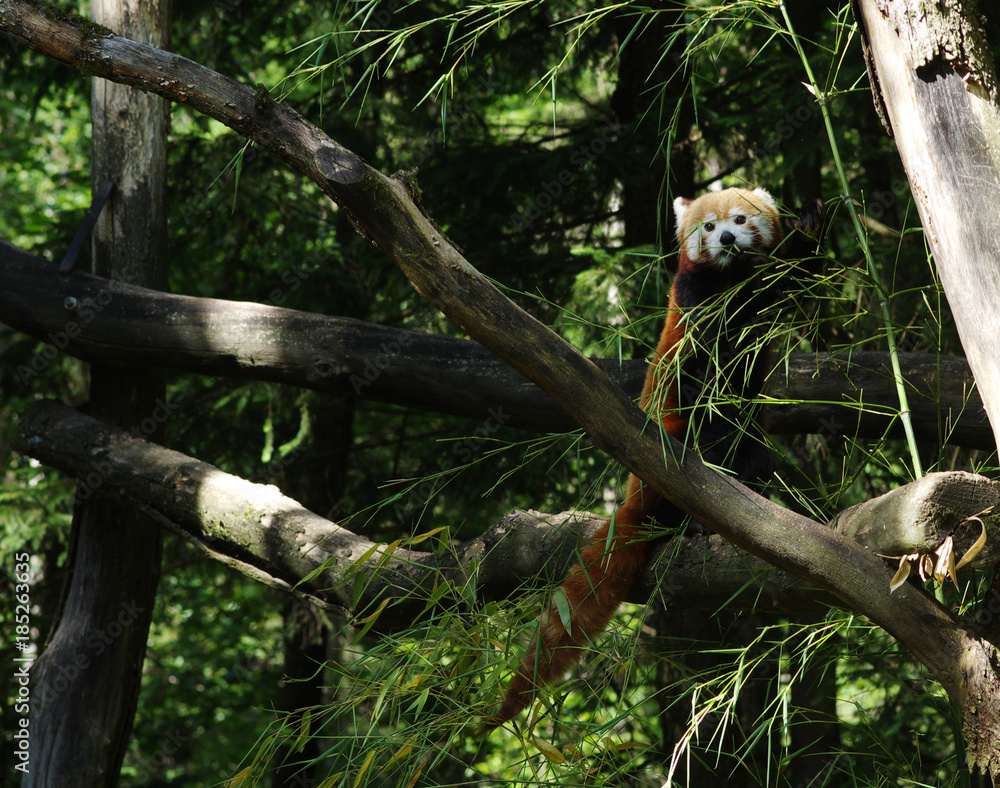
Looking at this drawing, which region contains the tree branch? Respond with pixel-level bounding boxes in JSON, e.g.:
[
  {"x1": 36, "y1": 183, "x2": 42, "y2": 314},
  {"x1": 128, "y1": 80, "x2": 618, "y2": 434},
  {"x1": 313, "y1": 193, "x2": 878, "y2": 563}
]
[
  {"x1": 0, "y1": 240, "x2": 989, "y2": 447},
  {"x1": 11, "y1": 399, "x2": 457, "y2": 631},
  {"x1": 831, "y1": 471, "x2": 1000, "y2": 569},
  {"x1": 0, "y1": 0, "x2": 986, "y2": 741},
  {"x1": 7, "y1": 399, "x2": 836, "y2": 627},
  {"x1": 17, "y1": 399, "x2": 999, "y2": 632}
]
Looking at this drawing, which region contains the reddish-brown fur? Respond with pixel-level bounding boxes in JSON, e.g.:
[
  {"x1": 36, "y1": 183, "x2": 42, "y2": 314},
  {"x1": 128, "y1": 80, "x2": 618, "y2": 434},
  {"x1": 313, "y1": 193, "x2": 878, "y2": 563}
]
[
  {"x1": 488, "y1": 188, "x2": 789, "y2": 728},
  {"x1": 488, "y1": 288, "x2": 696, "y2": 725},
  {"x1": 490, "y1": 315, "x2": 684, "y2": 724}
]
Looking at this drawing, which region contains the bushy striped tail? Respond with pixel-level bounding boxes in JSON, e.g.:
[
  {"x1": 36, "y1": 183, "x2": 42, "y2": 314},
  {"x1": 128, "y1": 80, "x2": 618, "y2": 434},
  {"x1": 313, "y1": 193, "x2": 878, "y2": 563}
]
[{"x1": 487, "y1": 487, "x2": 653, "y2": 727}]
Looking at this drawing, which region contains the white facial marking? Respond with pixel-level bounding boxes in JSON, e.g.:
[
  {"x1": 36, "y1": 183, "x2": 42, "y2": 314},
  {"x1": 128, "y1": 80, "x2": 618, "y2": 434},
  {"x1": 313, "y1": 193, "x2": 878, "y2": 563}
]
[{"x1": 678, "y1": 191, "x2": 778, "y2": 265}]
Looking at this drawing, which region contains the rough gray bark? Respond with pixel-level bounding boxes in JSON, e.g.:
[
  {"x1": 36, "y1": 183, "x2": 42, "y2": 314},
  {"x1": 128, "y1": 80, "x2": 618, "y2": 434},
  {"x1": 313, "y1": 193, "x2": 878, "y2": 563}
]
[
  {"x1": 856, "y1": 0, "x2": 1000, "y2": 450},
  {"x1": 15, "y1": 400, "x2": 1000, "y2": 630},
  {"x1": 0, "y1": 241, "x2": 991, "y2": 448},
  {"x1": 855, "y1": 0, "x2": 1000, "y2": 775},
  {"x1": 22, "y1": 0, "x2": 171, "y2": 784}
]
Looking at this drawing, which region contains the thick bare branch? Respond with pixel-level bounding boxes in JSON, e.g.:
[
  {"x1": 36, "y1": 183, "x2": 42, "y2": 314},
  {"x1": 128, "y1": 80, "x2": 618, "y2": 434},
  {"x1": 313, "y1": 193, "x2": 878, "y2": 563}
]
[
  {"x1": 0, "y1": 241, "x2": 990, "y2": 446},
  {"x1": 0, "y1": 0, "x2": 983, "y2": 737},
  {"x1": 16, "y1": 400, "x2": 1000, "y2": 629},
  {"x1": 10, "y1": 399, "x2": 839, "y2": 625},
  {"x1": 831, "y1": 471, "x2": 1000, "y2": 568},
  {"x1": 10, "y1": 399, "x2": 458, "y2": 630}
]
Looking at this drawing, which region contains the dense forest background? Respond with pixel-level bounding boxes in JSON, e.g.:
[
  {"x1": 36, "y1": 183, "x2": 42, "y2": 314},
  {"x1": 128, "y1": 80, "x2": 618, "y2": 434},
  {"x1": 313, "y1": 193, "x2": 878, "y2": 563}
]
[{"x1": 2, "y1": 1, "x2": 998, "y2": 785}]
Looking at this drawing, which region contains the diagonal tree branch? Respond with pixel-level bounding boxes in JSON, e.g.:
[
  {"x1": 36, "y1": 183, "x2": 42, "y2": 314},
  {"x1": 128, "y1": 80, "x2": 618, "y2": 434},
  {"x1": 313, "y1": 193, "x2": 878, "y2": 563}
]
[{"x1": 0, "y1": 0, "x2": 990, "y2": 737}]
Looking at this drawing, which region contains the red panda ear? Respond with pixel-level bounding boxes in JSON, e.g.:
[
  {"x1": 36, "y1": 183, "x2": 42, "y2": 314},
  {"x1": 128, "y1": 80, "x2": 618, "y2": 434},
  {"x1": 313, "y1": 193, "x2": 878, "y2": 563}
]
[
  {"x1": 673, "y1": 196, "x2": 692, "y2": 238},
  {"x1": 751, "y1": 188, "x2": 778, "y2": 214}
]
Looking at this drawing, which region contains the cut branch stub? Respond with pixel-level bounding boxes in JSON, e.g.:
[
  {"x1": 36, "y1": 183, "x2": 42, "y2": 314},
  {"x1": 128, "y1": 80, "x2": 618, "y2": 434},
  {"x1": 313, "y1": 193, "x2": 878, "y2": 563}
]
[{"x1": 830, "y1": 471, "x2": 1000, "y2": 570}]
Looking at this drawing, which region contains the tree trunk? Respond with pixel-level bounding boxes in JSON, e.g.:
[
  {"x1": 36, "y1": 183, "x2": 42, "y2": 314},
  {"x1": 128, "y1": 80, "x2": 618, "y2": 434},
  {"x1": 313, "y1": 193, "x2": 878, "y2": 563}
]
[
  {"x1": 855, "y1": 0, "x2": 1000, "y2": 450},
  {"x1": 854, "y1": 0, "x2": 1000, "y2": 775},
  {"x1": 25, "y1": 0, "x2": 171, "y2": 783}
]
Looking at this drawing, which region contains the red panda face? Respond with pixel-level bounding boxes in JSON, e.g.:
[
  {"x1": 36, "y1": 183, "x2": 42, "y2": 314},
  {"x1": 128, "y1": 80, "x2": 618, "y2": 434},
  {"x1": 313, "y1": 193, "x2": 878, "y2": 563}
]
[{"x1": 673, "y1": 187, "x2": 781, "y2": 265}]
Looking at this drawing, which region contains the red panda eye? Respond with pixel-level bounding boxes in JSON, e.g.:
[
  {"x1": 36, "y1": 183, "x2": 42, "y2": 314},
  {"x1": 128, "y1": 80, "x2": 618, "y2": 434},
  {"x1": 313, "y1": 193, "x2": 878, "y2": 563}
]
[
  {"x1": 704, "y1": 222, "x2": 714, "y2": 232},
  {"x1": 735, "y1": 216, "x2": 747, "y2": 225}
]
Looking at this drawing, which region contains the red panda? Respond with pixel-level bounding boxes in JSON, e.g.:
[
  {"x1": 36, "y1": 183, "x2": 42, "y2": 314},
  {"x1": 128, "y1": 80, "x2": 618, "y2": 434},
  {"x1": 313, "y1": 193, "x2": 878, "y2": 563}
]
[{"x1": 488, "y1": 187, "x2": 820, "y2": 728}]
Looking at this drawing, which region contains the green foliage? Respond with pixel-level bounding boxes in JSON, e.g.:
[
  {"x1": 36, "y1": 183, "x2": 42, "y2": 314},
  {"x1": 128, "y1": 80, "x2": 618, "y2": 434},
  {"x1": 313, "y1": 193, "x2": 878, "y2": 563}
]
[
  {"x1": 122, "y1": 556, "x2": 287, "y2": 785},
  {"x1": 2, "y1": 0, "x2": 996, "y2": 786}
]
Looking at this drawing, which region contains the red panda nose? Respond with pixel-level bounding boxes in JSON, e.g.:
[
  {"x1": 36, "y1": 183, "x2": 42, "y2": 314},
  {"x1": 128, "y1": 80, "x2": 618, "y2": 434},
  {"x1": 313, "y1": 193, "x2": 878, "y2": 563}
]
[{"x1": 720, "y1": 230, "x2": 737, "y2": 246}]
